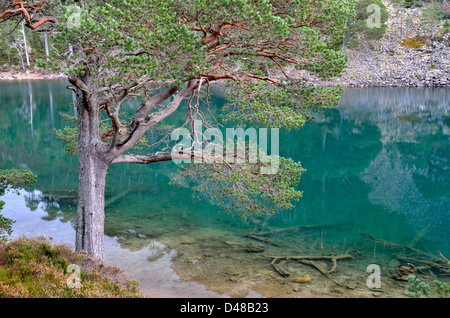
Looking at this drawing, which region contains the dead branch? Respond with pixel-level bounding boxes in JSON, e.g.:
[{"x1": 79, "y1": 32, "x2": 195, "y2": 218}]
[
  {"x1": 272, "y1": 260, "x2": 289, "y2": 277},
  {"x1": 248, "y1": 223, "x2": 347, "y2": 237},
  {"x1": 438, "y1": 251, "x2": 450, "y2": 264}
]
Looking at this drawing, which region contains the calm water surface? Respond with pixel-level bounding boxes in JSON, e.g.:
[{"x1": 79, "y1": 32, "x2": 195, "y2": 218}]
[{"x1": 0, "y1": 80, "x2": 449, "y2": 297}]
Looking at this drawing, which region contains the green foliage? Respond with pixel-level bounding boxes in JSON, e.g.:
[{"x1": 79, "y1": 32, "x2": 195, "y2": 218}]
[
  {"x1": 422, "y1": 1, "x2": 445, "y2": 21},
  {"x1": 0, "y1": 213, "x2": 14, "y2": 243},
  {"x1": 37, "y1": 0, "x2": 354, "y2": 86},
  {"x1": 0, "y1": 236, "x2": 144, "y2": 297},
  {"x1": 435, "y1": 279, "x2": 450, "y2": 297},
  {"x1": 0, "y1": 17, "x2": 53, "y2": 68},
  {"x1": 406, "y1": 258, "x2": 450, "y2": 298},
  {"x1": 391, "y1": 0, "x2": 423, "y2": 9},
  {"x1": 53, "y1": 114, "x2": 150, "y2": 156},
  {"x1": 444, "y1": 11, "x2": 450, "y2": 20},
  {"x1": 3, "y1": 0, "x2": 354, "y2": 221},
  {"x1": 444, "y1": 20, "x2": 450, "y2": 34},
  {"x1": 345, "y1": 0, "x2": 388, "y2": 48},
  {"x1": 171, "y1": 142, "x2": 306, "y2": 222},
  {"x1": 53, "y1": 115, "x2": 78, "y2": 156},
  {"x1": 405, "y1": 0, "x2": 423, "y2": 8},
  {"x1": 406, "y1": 275, "x2": 431, "y2": 298},
  {"x1": 0, "y1": 169, "x2": 36, "y2": 242},
  {"x1": 407, "y1": 274, "x2": 450, "y2": 298},
  {"x1": 0, "y1": 169, "x2": 36, "y2": 196},
  {"x1": 421, "y1": 1, "x2": 445, "y2": 38},
  {"x1": 222, "y1": 81, "x2": 344, "y2": 129}
]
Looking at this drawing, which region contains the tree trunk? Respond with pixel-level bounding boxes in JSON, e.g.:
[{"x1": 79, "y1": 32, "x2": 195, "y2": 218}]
[
  {"x1": 6, "y1": 22, "x2": 11, "y2": 63},
  {"x1": 74, "y1": 92, "x2": 108, "y2": 260},
  {"x1": 44, "y1": 32, "x2": 50, "y2": 62},
  {"x1": 21, "y1": 21, "x2": 30, "y2": 67},
  {"x1": 69, "y1": 78, "x2": 188, "y2": 260},
  {"x1": 76, "y1": 151, "x2": 108, "y2": 259}
]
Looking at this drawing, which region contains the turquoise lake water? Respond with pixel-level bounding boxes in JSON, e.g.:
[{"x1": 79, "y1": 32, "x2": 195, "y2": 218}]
[{"x1": 0, "y1": 80, "x2": 449, "y2": 297}]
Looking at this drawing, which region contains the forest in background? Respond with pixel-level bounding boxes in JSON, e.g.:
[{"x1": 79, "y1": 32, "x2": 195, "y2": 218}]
[{"x1": 0, "y1": 0, "x2": 449, "y2": 80}]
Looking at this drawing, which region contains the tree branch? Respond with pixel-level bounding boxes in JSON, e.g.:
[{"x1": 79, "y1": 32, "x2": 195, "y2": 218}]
[
  {"x1": 68, "y1": 75, "x2": 89, "y2": 95},
  {"x1": 110, "y1": 152, "x2": 174, "y2": 165},
  {"x1": 131, "y1": 86, "x2": 179, "y2": 123},
  {"x1": 107, "y1": 80, "x2": 197, "y2": 162},
  {"x1": 0, "y1": 0, "x2": 60, "y2": 29}
]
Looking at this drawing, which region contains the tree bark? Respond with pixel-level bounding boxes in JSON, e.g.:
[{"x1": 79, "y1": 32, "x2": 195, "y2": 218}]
[
  {"x1": 70, "y1": 78, "x2": 194, "y2": 260},
  {"x1": 76, "y1": 151, "x2": 108, "y2": 259},
  {"x1": 74, "y1": 88, "x2": 108, "y2": 260}
]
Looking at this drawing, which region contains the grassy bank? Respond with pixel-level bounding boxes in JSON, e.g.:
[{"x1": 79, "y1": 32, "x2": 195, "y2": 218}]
[{"x1": 0, "y1": 236, "x2": 144, "y2": 298}]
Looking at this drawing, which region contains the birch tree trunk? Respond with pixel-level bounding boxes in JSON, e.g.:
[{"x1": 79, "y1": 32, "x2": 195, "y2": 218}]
[
  {"x1": 21, "y1": 21, "x2": 30, "y2": 67},
  {"x1": 44, "y1": 32, "x2": 50, "y2": 62}
]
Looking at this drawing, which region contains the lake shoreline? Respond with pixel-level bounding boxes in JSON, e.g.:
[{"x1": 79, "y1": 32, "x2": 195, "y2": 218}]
[
  {"x1": 0, "y1": 70, "x2": 66, "y2": 81},
  {"x1": 1, "y1": 70, "x2": 449, "y2": 88}
]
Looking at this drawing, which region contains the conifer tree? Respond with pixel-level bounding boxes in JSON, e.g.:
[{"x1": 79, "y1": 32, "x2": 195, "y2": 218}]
[{"x1": 0, "y1": 0, "x2": 354, "y2": 259}]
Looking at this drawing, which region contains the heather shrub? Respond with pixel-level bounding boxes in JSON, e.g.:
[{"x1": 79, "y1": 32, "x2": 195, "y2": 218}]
[
  {"x1": 0, "y1": 236, "x2": 144, "y2": 298},
  {"x1": 402, "y1": 35, "x2": 430, "y2": 48}
]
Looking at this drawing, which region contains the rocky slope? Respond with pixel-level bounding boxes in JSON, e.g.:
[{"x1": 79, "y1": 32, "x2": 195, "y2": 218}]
[
  {"x1": 342, "y1": 4, "x2": 449, "y2": 87},
  {"x1": 327, "y1": 3, "x2": 449, "y2": 87}
]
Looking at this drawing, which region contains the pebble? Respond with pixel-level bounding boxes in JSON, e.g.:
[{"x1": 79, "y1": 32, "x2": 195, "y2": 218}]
[
  {"x1": 336, "y1": 288, "x2": 346, "y2": 295},
  {"x1": 293, "y1": 275, "x2": 312, "y2": 283}
]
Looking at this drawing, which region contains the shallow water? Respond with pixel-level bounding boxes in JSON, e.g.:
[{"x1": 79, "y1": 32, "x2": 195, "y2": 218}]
[{"x1": 0, "y1": 80, "x2": 449, "y2": 297}]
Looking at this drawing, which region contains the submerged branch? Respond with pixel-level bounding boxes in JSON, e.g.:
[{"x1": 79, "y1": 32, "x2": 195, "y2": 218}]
[
  {"x1": 394, "y1": 255, "x2": 449, "y2": 273},
  {"x1": 263, "y1": 254, "x2": 353, "y2": 277},
  {"x1": 361, "y1": 232, "x2": 439, "y2": 260}
]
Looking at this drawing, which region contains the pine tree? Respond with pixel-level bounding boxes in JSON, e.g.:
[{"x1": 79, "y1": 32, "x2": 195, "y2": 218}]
[
  {"x1": 422, "y1": 0, "x2": 445, "y2": 39},
  {"x1": 345, "y1": 0, "x2": 388, "y2": 48},
  {"x1": 1, "y1": 0, "x2": 354, "y2": 259}
]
